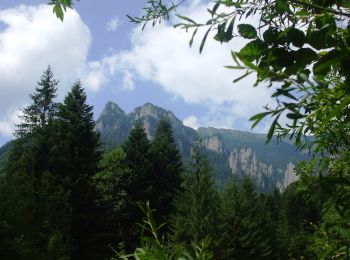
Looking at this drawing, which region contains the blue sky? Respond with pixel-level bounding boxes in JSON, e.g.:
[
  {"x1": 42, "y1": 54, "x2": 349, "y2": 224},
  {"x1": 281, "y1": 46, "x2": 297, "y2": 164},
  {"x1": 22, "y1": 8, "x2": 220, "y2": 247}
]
[{"x1": 0, "y1": 0, "x2": 274, "y2": 146}]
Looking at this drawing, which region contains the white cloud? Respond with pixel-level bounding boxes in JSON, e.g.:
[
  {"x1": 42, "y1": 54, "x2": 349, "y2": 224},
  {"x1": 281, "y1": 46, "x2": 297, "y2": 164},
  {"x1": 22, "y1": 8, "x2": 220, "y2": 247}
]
[
  {"x1": 83, "y1": 61, "x2": 107, "y2": 92},
  {"x1": 0, "y1": 108, "x2": 23, "y2": 137},
  {"x1": 0, "y1": 4, "x2": 91, "y2": 138},
  {"x1": 121, "y1": 70, "x2": 135, "y2": 90},
  {"x1": 87, "y1": 1, "x2": 274, "y2": 131},
  {"x1": 183, "y1": 116, "x2": 200, "y2": 130},
  {"x1": 183, "y1": 104, "x2": 273, "y2": 133},
  {"x1": 106, "y1": 16, "x2": 120, "y2": 32}
]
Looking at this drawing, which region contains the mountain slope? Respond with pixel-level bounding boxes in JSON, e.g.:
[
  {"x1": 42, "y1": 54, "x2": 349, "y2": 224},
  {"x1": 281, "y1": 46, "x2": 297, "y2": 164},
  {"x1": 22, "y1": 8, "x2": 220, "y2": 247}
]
[
  {"x1": 96, "y1": 102, "x2": 307, "y2": 191},
  {"x1": 197, "y1": 127, "x2": 307, "y2": 190},
  {"x1": 0, "y1": 102, "x2": 306, "y2": 191},
  {"x1": 96, "y1": 102, "x2": 196, "y2": 158}
]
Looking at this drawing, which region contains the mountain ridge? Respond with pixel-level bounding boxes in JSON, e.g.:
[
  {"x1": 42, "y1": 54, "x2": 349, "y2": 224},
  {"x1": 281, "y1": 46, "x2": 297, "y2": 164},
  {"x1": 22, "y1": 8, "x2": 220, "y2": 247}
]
[
  {"x1": 0, "y1": 101, "x2": 306, "y2": 191},
  {"x1": 95, "y1": 101, "x2": 308, "y2": 191}
]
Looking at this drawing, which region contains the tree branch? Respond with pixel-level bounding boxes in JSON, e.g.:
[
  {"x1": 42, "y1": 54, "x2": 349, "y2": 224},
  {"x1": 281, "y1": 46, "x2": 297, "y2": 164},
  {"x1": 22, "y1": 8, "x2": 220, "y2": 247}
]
[{"x1": 289, "y1": 0, "x2": 350, "y2": 18}]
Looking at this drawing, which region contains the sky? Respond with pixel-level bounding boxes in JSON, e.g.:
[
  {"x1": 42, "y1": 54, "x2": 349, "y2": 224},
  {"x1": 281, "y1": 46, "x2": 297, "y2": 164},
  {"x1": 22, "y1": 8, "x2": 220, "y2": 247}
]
[{"x1": 0, "y1": 0, "x2": 275, "y2": 146}]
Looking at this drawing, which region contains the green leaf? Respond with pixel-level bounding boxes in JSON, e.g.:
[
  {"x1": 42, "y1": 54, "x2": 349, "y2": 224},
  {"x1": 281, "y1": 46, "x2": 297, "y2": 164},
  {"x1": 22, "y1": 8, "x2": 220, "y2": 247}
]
[
  {"x1": 287, "y1": 113, "x2": 304, "y2": 120},
  {"x1": 263, "y1": 28, "x2": 287, "y2": 46},
  {"x1": 266, "y1": 115, "x2": 280, "y2": 143},
  {"x1": 307, "y1": 30, "x2": 329, "y2": 50},
  {"x1": 275, "y1": 0, "x2": 291, "y2": 14},
  {"x1": 237, "y1": 24, "x2": 257, "y2": 39},
  {"x1": 239, "y1": 40, "x2": 266, "y2": 62},
  {"x1": 313, "y1": 49, "x2": 342, "y2": 77},
  {"x1": 189, "y1": 28, "x2": 198, "y2": 47},
  {"x1": 211, "y1": 2, "x2": 220, "y2": 16},
  {"x1": 250, "y1": 112, "x2": 272, "y2": 128},
  {"x1": 263, "y1": 28, "x2": 277, "y2": 45},
  {"x1": 176, "y1": 15, "x2": 197, "y2": 24},
  {"x1": 53, "y1": 4, "x2": 64, "y2": 21},
  {"x1": 233, "y1": 70, "x2": 254, "y2": 83},
  {"x1": 200, "y1": 27, "x2": 211, "y2": 54},
  {"x1": 287, "y1": 28, "x2": 305, "y2": 48}
]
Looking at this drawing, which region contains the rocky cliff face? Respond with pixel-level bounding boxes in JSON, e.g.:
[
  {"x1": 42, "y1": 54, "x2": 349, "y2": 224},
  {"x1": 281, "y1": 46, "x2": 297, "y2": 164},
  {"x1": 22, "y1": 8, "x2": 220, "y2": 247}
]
[
  {"x1": 95, "y1": 102, "x2": 132, "y2": 149},
  {"x1": 95, "y1": 101, "x2": 307, "y2": 191},
  {"x1": 198, "y1": 127, "x2": 307, "y2": 191}
]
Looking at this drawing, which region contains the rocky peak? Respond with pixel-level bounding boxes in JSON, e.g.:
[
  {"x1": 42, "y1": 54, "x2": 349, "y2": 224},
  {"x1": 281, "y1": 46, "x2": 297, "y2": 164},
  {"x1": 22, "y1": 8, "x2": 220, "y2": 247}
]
[
  {"x1": 103, "y1": 101, "x2": 126, "y2": 116},
  {"x1": 131, "y1": 103, "x2": 182, "y2": 127}
]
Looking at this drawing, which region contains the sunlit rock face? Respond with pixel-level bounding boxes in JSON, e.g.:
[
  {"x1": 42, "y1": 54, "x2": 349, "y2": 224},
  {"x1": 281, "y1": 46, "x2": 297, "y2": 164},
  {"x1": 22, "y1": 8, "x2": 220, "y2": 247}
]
[
  {"x1": 197, "y1": 127, "x2": 307, "y2": 191},
  {"x1": 94, "y1": 102, "x2": 308, "y2": 191}
]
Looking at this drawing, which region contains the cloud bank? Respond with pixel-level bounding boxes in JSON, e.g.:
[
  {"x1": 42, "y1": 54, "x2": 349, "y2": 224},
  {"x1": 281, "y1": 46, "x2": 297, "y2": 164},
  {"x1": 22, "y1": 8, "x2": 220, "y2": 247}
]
[
  {"x1": 0, "y1": 4, "x2": 91, "y2": 137},
  {"x1": 85, "y1": 1, "x2": 274, "y2": 131}
]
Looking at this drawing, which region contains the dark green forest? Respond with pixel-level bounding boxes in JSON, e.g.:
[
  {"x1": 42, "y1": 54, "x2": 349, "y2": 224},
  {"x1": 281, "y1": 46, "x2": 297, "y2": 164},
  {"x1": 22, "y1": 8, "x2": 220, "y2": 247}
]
[{"x1": 0, "y1": 67, "x2": 341, "y2": 259}]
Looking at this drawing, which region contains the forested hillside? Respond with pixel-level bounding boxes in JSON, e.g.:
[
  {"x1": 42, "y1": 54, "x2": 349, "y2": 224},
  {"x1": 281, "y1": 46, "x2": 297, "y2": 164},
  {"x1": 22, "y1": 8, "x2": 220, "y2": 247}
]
[
  {"x1": 0, "y1": 68, "x2": 322, "y2": 259},
  {"x1": 95, "y1": 101, "x2": 308, "y2": 191}
]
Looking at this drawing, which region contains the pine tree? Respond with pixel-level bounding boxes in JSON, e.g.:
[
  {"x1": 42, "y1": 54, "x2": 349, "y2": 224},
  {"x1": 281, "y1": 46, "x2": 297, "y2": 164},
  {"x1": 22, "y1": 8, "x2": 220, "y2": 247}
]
[
  {"x1": 150, "y1": 119, "x2": 182, "y2": 222},
  {"x1": 122, "y1": 121, "x2": 154, "y2": 202},
  {"x1": 222, "y1": 177, "x2": 273, "y2": 260},
  {"x1": 280, "y1": 183, "x2": 320, "y2": 259},
  {"x1": 16, "y1": 66, "x2": 58, "y2": 137},
  {"x1": 120, "y1": 120, "x2": 154, "y2": 248},
  {"x1": 0, "y1": 67, "x2": 71, "y2": 259},
  {"x1": 54, "y1": 81, "x2": 101, "y2": 259},
  {"x1": 221, "y1": 178, "x2": 241, "y2": 259},
  {"x1": 93, "y1": 147, "x2": 133, "y2": 255},
  {"x1": 171, "y1": 138, "x2": 221, "y2": 256}
]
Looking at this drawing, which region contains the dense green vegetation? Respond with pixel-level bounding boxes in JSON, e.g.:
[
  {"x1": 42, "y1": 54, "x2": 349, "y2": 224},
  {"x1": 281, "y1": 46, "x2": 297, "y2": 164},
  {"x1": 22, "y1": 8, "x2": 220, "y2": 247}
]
[{"x1": 0, "y1": 68, "x2": 326, "y2": 259}]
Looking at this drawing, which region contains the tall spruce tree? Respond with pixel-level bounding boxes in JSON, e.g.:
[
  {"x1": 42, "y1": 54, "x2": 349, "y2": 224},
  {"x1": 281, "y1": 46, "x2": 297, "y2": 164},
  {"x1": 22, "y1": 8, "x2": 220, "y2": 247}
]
[
  {"x1": 120, "y1": 120, "x2": 154, "y2": 248},
  {"x1": 171, "y1": 138, "x2": 221, "y2": 256},
  {"x1": 0, "y1": 67, "x2": 71, "y2": 259},
  {"x1": 222, "y1": 177, "x2": 273, "y2": 260},
  {"x1": 221, "y1": 179, "x2": 241, "y2": 259},
  {"x1": 150, "y1": 119, "x2": 182, "y2": 222},
  {"x1": 54, "y1": 81, "x2": 101, "y2": 259},
  {"x1": 122, "y1": 121, "x2": 153, "y2": 201},
  {"x1": 16, "y1": 66, "x2": 58, "y2": 137}
]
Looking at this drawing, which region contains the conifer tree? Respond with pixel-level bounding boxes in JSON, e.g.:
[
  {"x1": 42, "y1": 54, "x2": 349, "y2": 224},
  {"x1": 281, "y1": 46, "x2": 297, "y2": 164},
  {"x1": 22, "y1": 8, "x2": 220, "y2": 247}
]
[
  {"x1": 221, "y1": 179, "x2": 241, "y2": 259},
  {"x1": 171, "y1": 138, "x2": 221, "y2": 256},
  {"x1": 54, "y1": 81, "x2": 101, "y2": 259},
  {"x1": 122, "y1": 121, "x2": 154, "y2": 203},
  {"x1": 120, "y1": 120, "x2": 154, "y2": 248},
  {"x1": 150, "y1": 119, "x2": 182, "y2": 221},
  {"x1": 16, "y1": 66, "x2": 58, "y2": 137},
  {"x1": 93, "y1": 147, "x2": 133, "y2": 254},
  {"x1": 0, "y1": 67, "x2": 70, "y2": 258},
  {"x1": 222, "y1": 177, "x2": 273, "y2": 260}
]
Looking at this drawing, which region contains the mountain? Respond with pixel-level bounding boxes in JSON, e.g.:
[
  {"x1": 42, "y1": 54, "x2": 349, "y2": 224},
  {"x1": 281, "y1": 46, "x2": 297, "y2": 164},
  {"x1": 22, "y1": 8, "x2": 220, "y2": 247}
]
[
  {"x1": 95, "y1": 102, "x2": 308, "y2": 191},
  {"x1": 197, "y1": 127, "x2": 307, "y2": 190},
  {"x1": 0, "y1": 101, "x2": 307, "y2": 191},
  {"x1": 96, "y1": 102, "x2": 197, "y2": 158}
]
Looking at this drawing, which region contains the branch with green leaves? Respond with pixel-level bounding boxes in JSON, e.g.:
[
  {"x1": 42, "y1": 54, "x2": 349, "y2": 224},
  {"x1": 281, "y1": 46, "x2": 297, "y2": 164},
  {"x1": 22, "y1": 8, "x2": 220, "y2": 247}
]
[
  {"x1": 129, "y1": 0, "x2": 350, "y2": 148},
  {"x1": 48, "y1": 0, "x2": 78, "y2": 21}
]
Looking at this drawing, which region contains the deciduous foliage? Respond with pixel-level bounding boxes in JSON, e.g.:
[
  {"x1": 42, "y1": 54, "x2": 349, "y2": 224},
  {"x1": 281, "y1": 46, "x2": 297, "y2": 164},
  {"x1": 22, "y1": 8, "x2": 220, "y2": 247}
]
[{"x1": 93, "y1": 147, "x2": 133, "y2": 254}]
